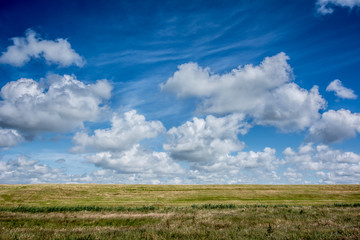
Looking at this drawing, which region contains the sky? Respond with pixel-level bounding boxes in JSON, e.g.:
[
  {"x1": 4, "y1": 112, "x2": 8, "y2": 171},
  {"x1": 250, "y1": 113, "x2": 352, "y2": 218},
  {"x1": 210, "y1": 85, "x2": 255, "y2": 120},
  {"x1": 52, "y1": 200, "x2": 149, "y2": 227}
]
[{"x1": 0, "y1": 0, "x2": 360, "y2": 184}]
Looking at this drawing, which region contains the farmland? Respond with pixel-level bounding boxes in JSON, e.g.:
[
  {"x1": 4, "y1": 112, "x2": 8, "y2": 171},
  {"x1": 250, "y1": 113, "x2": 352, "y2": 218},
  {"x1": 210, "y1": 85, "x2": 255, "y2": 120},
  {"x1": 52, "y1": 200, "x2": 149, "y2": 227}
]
[{"x1": 0, "y1": 184, "x2": 360, "y2": 239}]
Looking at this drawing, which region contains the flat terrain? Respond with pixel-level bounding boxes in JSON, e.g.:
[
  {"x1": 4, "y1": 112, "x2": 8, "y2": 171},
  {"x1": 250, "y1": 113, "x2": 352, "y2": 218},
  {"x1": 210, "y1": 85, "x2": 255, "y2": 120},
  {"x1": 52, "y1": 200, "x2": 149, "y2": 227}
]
[
  {"x1": 0, "y1": 184, "x2": 359, "y2": 239},
  {"x1": 1, "y1": 184, "x2": 360, "y2": 207}
]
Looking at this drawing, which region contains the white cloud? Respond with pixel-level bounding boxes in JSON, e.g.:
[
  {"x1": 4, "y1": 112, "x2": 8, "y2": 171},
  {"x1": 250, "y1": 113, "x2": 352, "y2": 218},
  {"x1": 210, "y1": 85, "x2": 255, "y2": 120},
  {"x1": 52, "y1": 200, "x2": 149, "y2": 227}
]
[
  {"x1": 183, "y1": 147, "x2": 279, "y2": 184},
  {"x1": 283, "y1": 143, "x2": 360, "y2": 183},
  {"x1": 232, "y1": 147, "x2": 278, "y2": 170},
  {"x1": 163, "y1": 114, "x2": 279, "y2": 182},
  {"x1": 309, "y1": 109, "x2": 360, "y2": 143},
  {"x1": 191, "y1": 146, "x2": 278, "y2": 174},
  {"x1": 326, "y1": 79, "x2": 357, "y2": 99},
  {"x1": 74, "y1": 169, "x2": 186, "y2": 184},
  {"x1": 283, "y1": 168, "x2": 303, "y2": 183},
  {"x1": 162, "y1": 52, "x2": 292, "y2": 100},
  {"x1": 255, "y1": 83, "x2": 325, "y2": 131},
  {"x1": 316, "y1": 0, "x2": 360, "y2": 14},
  {"x1": 0, "y1": 154, "x2": 183, "y2": 184},
  {"x1": 87, "y1": 144, "x2": 184, "y2": 175},
  {"x1": 0, "y1": 128, "x2": 24, "y2": 148},
  {"x1": 72, "y1": 112, "x2": 280, "y2": 183},
  {"x1": 0, "y1": 156, "x2": 67, "y2": 184},
  {"x1": 164, "y1": 114, "x2": 249, "y2": 162},
  {"x1": 0, "y1": 29, "x2": 85, "y2": 67},
  {"x1": 0, "y1": 74, "x2": 112, "y2": 134},
  {"x1": 162, "y1": 53, "x2": 326, "y2": 131},
  {"x1": 72, "y1": 110, "x2": 183, "y2": 176},
  {"x1": 71, "y1": 110, "x2": 165, "y2": 152}
]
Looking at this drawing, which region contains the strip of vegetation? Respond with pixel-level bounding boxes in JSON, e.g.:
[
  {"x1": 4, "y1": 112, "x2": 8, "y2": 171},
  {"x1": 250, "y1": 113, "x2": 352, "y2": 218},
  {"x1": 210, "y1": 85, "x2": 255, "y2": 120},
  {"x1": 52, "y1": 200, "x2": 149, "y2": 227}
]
[
  {"x1": 1, "y1": 203, "x2": 359, "y2": 213},
  {"x1": 0, "y1": 205, "x2": 157, "y2": 213},
  {"x1": 333, "y1": 203, "x2": 360, "y2": 207}
]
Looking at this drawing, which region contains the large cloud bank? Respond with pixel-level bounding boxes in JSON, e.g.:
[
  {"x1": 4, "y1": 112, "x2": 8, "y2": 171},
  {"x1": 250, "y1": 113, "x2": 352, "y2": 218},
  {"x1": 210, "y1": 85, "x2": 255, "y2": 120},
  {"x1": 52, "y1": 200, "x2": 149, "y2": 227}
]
[
  {"x1": 162, "y1": 52, "x2": 326, "y2": 131},
  {"x1": 283, "y1": 144, "x2": 360, "y2": 183},
  {"x1": 1, "y1": 41, "x2": 359, "y2": 184}
]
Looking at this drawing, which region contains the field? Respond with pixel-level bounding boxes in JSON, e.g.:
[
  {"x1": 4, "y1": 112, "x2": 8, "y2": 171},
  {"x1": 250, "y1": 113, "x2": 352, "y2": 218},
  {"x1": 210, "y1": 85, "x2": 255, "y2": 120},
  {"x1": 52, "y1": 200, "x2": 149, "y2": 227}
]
[{"x1": 0, "y1": 184, "x2": 359, "y2": 239}]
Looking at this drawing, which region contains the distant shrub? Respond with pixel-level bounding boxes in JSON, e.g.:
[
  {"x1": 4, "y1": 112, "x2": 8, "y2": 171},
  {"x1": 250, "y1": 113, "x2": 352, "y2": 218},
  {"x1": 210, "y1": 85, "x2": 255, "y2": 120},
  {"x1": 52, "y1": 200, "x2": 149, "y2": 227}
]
[
  {"x1": 191, "y1": 204, "x2": 236, "y2": 209},
  {"x1": 334, "y1": 203, "x2": 360, "y2": 208}
]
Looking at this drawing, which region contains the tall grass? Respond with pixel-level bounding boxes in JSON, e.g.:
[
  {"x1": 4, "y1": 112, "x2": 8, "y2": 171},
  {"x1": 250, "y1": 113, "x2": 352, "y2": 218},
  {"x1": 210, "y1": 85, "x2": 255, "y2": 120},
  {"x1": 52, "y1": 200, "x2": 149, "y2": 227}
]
[{"x1": 1, "y1": 205, "x2": 359, "y2": 239}]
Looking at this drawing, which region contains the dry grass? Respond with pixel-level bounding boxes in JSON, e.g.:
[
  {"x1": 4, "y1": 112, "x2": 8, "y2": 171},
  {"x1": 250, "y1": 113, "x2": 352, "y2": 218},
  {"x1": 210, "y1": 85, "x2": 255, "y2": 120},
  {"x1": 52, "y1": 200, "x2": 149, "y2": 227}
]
[
  {"x1": 0, "y1": 184, "x2": 359, "y2": 239},
  {"x1": 1, "y1": 205, "x2": 359, "y2": 239},
  {"x1": 1, "y1": 184, "x2": 359, "y2": 207}
]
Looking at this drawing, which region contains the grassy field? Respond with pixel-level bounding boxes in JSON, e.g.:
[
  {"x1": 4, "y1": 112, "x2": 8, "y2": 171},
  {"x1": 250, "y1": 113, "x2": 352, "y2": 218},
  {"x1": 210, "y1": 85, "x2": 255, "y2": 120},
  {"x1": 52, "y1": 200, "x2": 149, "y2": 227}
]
[
  {"x1": 1, "y1": 184, "x2": 360, "y2": 207},
  {"x1": 0, "y1": 184, "x2": 359, "y2": 239}
]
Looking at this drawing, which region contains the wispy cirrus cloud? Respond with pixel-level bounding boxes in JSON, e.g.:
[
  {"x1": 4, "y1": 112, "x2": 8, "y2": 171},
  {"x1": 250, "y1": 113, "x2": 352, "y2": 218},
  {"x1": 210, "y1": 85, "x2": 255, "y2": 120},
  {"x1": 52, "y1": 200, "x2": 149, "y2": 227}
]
[{"x1": 316, "y1": 0, "x2": 360, "y2": 15}]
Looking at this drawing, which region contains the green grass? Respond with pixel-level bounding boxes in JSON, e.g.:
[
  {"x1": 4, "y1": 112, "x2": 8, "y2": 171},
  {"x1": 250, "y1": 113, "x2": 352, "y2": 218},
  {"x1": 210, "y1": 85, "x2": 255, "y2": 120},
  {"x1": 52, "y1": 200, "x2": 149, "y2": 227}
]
[{"x1": 0, "y1": 184, "x2": 359, "y2": 239}]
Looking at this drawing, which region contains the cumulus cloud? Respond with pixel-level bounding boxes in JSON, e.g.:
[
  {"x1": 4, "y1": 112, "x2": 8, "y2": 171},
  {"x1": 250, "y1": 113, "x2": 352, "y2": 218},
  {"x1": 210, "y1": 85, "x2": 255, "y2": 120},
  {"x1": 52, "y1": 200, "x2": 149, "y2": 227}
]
[
  {"x1": 0, "y1": 29, "x2": 85, "y2": 67},
  {"x1": 72, "y1": 110, "x2": 183, "y2": 176},
  {"x1": 0, "y1": 74, "x2": 112, "y2": 134},
  {"x1": 0, "y1": 156, "x2": 67, "y2": 184},
  {"x1": 162, "y1": 52, "x2": 326, "y2": 131},
  {"x1": 0, "y1": 128, "x2": 24, "y2": 148},
  {"x1": 232, "y1": 147, "x2": 278, "y2": 170},
  {"x1": 309, "y1": 109, "x2": 360, "y2": 143},
  {"x1": 316, "y1": 0, "x2": 360, "y2": 14},
  {"x1": 256, "y1": 83, "x2": 325, "y2": 131},
  {"x1": 163, "y1": 114, "x2": 279, "y2": 182},
  {"x1": 283, "y1": 143, "x2": 360, "y2": 183},
  {"x1": 0, "y1": 154, "x2": 182, "y2": 184},
  {"x1": 71, "y1": 110, "x2": 165, "y2": 152},
  {"x1": 71, "y1": 111, "x2": 280, "y2": 183},
  {"x1": 184, "y1": 147, "x2": 279, "y2": 184},
  {"x1": 164, "y1": 114, "x2": 249, "y2": 162},
  {"x1": 326, "y1": 79, "x2": 357, "y2": 99},
  {"x1": 87, "y1": 144, "x2": 184, "y2": 175},
  {"x1": 283, "y1": 168, "x2": 303, "y2": 183}
]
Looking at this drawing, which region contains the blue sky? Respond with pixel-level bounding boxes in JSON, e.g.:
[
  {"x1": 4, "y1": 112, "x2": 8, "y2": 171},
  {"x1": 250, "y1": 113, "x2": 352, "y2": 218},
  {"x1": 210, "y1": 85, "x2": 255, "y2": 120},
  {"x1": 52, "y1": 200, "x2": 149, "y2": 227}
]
[{"x1": 0, "y1": 0, "x2": 360, "y2": 184}]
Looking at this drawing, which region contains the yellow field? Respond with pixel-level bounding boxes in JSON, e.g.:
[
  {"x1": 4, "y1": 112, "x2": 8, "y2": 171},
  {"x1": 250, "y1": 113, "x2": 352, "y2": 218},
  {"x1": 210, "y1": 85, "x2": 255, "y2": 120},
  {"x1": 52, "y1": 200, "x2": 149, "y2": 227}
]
[{"x1": 1, "y1": 184, "x2": 359, "y2": 207}]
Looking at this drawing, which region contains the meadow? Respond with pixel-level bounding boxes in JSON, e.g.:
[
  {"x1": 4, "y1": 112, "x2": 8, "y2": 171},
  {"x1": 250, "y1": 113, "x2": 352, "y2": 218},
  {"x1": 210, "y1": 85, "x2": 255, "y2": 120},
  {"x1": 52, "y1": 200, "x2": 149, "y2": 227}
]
[{"x1": 0, "y1": 184, "x2": 359, "y2": 239}]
